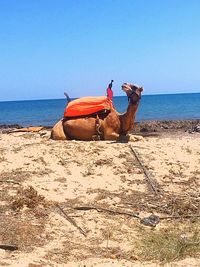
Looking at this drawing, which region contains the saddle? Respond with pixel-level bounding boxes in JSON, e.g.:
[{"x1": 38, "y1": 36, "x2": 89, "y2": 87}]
[{"x1": 63, "y1": 96, "x2": 112, "y2": 118}]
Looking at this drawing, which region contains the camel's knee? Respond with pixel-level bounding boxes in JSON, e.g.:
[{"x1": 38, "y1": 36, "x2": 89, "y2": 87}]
[{"x1": 104, "y1": 132, "x2": 120, "y2": 141}]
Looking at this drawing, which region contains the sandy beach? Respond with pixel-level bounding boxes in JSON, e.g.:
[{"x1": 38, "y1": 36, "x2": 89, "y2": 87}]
[{"x1": 0, "y1": 121, "x2": 200, "y2": 266}]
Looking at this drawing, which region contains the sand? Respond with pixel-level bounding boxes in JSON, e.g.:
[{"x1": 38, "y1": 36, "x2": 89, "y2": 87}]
[{"x1": 0, "y1": 128, "x2": 199, "y2": 266}]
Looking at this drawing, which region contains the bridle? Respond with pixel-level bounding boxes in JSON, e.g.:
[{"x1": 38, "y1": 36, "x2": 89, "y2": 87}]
[{"x1": 128, "y1": 89, "x2": 141, "y2": 104}]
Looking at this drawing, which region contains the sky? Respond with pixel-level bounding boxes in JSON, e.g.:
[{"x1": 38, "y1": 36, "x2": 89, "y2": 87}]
[{"x1": 0, "y1": 0, "x2": 200, "y2": 101}]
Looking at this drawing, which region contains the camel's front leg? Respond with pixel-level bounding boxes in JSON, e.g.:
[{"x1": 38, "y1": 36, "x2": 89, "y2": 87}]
[{"x1": 128, "y1": 134, "x2": 144, "y2": 142}]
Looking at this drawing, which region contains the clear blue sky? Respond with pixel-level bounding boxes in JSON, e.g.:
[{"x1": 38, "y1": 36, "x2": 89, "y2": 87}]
[{"x1": 0, "y1": 0, "x2": 200, "y2": 101}]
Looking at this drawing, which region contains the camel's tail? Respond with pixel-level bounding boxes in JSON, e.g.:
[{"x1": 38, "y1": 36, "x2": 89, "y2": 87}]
[{"x1": 64, "y1": 92, "x2": 71, "y2": 103}]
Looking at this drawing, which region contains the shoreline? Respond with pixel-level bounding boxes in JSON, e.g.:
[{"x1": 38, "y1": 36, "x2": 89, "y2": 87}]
[{"x1": 0, "y1": 119, "x2": 199, "y2": 133}]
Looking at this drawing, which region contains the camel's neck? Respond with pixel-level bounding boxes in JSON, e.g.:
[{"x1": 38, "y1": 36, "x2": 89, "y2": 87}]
[{"x1": 120, "y1": 101, "x2": 139, "y2": 134}]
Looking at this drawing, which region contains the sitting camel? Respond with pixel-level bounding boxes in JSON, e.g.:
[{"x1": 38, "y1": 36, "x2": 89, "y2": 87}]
[{"x1": 51, "y1": 83, "x2": 143, "y2": 141}]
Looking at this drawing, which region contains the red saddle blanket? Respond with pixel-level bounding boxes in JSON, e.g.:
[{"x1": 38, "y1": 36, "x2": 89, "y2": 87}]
[{"x1": 64, "y1": 96, "x2": 112, "y2": 117}]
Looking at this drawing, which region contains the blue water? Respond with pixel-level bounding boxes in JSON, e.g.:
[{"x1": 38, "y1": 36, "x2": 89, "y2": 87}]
[{"x1": 0, "y1": 93, "x2": 200, "y2": 127}]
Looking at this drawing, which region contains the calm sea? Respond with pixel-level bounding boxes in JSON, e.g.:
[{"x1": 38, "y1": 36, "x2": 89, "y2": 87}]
[{"x1": 0, "y1": 93, "x2": 200, "y2": 127}]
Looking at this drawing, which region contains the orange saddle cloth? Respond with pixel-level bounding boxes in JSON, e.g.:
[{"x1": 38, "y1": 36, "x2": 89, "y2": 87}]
[{"x1": 64, "y1": 96, "x2": 112, "y2": 117}]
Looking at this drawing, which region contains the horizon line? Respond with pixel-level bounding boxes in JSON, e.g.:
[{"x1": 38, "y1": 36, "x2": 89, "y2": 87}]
[{"x1": 0, "y1": 91, "x2": 200, "y2": 103}]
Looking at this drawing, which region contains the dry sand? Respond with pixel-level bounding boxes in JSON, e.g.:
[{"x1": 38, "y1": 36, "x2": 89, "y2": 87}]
[{"x1": 0, "y1": 128, "x2": 199, "y2": 266}]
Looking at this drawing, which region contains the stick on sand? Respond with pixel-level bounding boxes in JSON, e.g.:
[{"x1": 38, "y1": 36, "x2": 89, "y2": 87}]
[
  {"x1": 56, "y1": 204, "x2": 87, "y2": 237},
  {"x1": 129, "y1": 145, "x2": 159, "y2": 195}
]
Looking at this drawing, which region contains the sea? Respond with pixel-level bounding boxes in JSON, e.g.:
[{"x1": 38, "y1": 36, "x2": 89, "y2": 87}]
[{"x1": 0, "y1": 93, "x2": 200, "y2": 127}]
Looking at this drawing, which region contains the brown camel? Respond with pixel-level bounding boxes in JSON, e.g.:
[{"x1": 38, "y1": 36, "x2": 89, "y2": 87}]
[{"x1": 51, "y1": 83, "x2": 143, "y2": 141}]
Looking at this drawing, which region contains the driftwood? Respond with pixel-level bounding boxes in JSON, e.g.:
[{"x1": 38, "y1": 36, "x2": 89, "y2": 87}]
[
  {"x1": 56, "y1": 204, "x2": 87, "y2": 237},
  {"x1": 0, "y1": 244, "x2": 18, "y2": 251},
  {"x1": 129, "y1": 145, "x2": 159, "y2": 195},
  {"x1": 7, "y1": 126, "x2": 44, "y2": 134}
]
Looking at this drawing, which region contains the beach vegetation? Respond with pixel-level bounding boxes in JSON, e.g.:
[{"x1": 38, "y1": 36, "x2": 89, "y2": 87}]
[
  {"x1": 185, "y1": 147, "x2": 192, "y2": 154},
  {"x1": 137, "y1": 221, "x2": 200, "y2": 262},
  {"x1": 0, "y1": 156, "x2": 5, "y2": 162}
]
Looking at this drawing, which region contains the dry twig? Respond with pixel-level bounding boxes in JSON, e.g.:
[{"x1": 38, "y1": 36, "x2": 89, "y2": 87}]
[
  {"x1": 0, "y1": 244, "x2": 18, "y2": 251},
  {"x1": 160, "y1": 214, "x2": 200, "y2": 220},
  {"x1": 0, "y1": 180, "x2": 20, "y2": 185},
  {"x1": 74, "y1": 205, "x2": 140, "y2": 219},
  {"x1": 74, "y1": 205, "x2": 200, "y2": 227},
  {"x1": 56, "y1": 204, "x2": 87, "y2": 237}
]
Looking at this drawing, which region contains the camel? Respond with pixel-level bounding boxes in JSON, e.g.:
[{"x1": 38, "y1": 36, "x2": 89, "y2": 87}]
[{"x1": 51, "y1": 83, "x2": 143, "y2": 141}]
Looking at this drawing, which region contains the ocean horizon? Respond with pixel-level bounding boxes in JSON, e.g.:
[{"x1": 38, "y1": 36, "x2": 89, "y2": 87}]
[{"x1": 0, "y1": 92, "x2": 200, "y2": 127}]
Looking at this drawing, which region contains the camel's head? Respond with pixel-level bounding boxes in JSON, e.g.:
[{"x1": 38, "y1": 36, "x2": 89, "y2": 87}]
[{"x1": 122, "y1": 83, "x2": 143, "y2": 104}]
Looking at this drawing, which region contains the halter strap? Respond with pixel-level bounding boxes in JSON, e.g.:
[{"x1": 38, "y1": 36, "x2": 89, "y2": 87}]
[{"x1": 128, "y1": 90, "x2": 141, "y2": 104}]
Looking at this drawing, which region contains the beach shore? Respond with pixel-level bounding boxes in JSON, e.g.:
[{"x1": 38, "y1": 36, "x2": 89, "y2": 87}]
[
  {"x1": 1, "y1": 119, "x2": 200, "y2": 133},
  {"x1": 0, "y1": 120, "x2": 200, "y2": 266}
]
